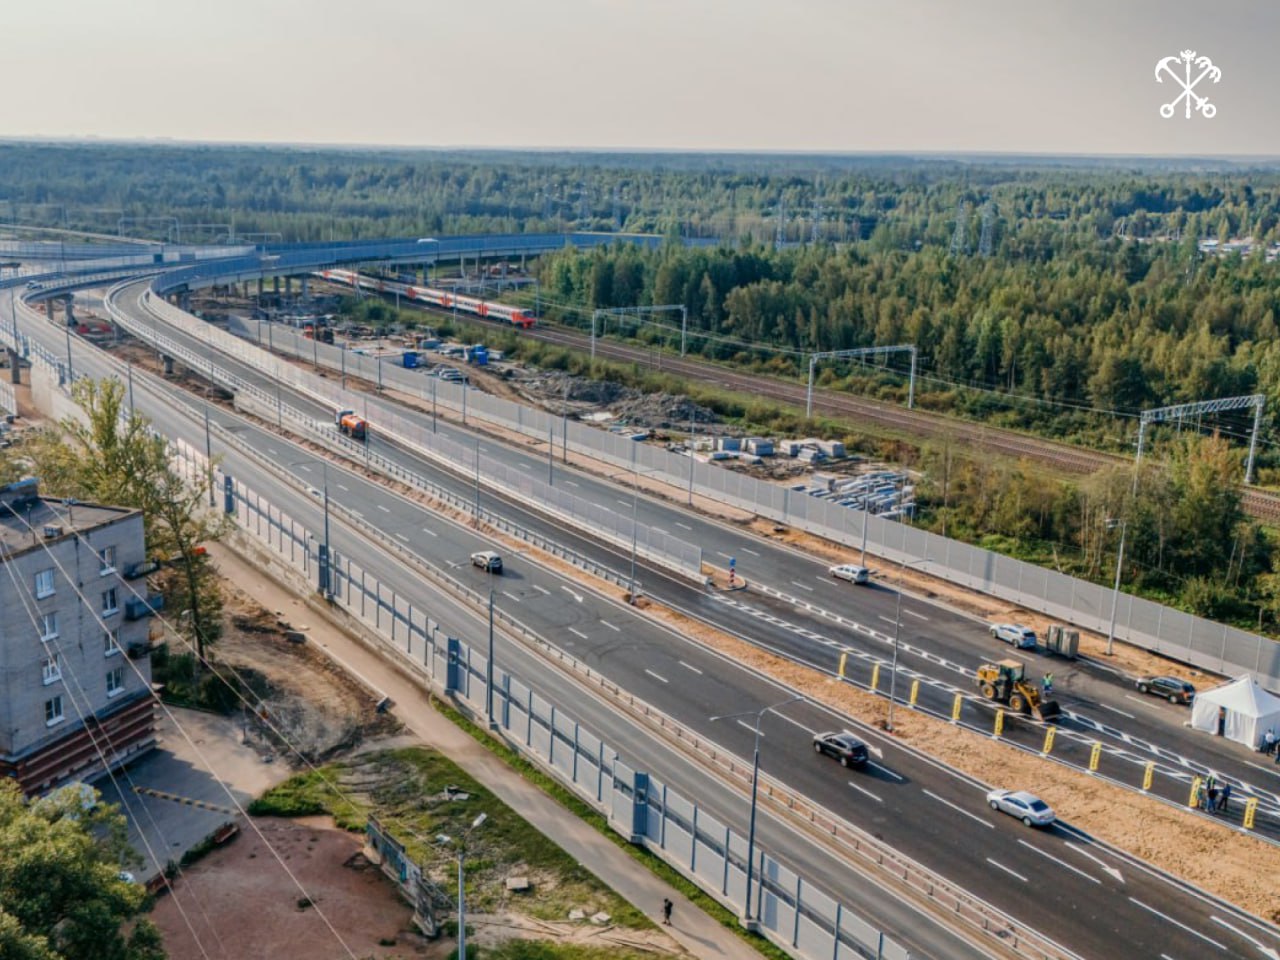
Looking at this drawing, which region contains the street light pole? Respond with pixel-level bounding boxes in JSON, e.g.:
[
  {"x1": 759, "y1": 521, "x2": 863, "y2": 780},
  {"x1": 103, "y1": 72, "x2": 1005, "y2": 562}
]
[
  {"x1": 628, "y1": 472, "x2": 639, "y2": 604},
  {"x1": 486, "y1": 578, "x2": 496, "y2": 728},
  {"x1": 709, "y1": 695, "x2": 803, "y2": 929},
  {"x1": 455, "y1": 812, "x2": 487, "y2": 960},
  {"x1": 1106, "y1": 518, "x2": 1127, "y2": 656}
]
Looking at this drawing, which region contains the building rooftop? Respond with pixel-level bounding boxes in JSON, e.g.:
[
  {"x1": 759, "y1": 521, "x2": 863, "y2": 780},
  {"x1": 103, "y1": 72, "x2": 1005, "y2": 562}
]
[{"x1": 0, "y1": 478, "x2": 137, "y2": 559}]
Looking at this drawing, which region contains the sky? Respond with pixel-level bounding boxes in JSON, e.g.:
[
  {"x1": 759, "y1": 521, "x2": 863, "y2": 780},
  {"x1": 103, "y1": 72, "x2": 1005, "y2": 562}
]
[{"x1": 3, "y1": 0, "x2": 1277, "y2": 156}]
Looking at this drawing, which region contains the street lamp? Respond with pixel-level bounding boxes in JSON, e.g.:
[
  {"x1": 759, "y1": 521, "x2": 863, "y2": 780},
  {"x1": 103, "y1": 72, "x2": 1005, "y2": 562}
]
[
  {"x1": 455, "y1": 812, "x2": 487, "y2": 960},
  {"x1": 886, "y1": 556, "x2": 932, "y2": 733},
  {"x1": 290, "y1": 458, "x2": 332, "y2": 600},
  {"x1": 1105, "y1": 518, "x2": 1127, "y2": 656},
  {"x1": 709, "y1": 694, "x2": 804, "y2": 930}
]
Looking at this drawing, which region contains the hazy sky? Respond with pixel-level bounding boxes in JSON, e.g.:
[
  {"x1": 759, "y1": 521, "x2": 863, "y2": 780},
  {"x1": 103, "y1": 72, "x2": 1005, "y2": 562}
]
[{"x1": 3, "y1": 0, "x2": 1277, "y2": 155}]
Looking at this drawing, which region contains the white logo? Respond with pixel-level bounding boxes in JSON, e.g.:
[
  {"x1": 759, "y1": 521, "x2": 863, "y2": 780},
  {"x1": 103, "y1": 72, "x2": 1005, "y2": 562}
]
[{"x1": 1155, "y1": 50, "x2": 1221, "y2": 119}]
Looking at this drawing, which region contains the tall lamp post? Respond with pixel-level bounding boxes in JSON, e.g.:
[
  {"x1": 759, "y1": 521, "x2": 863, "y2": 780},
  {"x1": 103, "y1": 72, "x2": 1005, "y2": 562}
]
[
  {"x1": 886, "y1": 556, "x2": 932, "y2": 732},
  {"x1": 709, "y1": 694, "x2": 804, "y2": 930},
  {"x1": 455, "y1": 812, "x2": 487, "y2": 960},
  {"x1": 1105, "y1": 518, "x2": 1127, "y2": 656}
]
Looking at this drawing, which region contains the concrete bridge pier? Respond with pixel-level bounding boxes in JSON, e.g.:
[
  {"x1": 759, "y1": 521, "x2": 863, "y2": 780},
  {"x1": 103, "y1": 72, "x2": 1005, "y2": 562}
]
[
  {"x1": 299, "y1": 276, "x2": 308, "y2": 298},
  {"x1": 62, "y1": 298, "x2": 75, "y2": 325},
  {"x1": 7, "y1": 348, "x2": 20, "y2": 384},
  {"x1": 272, "y1": 276, "x2": 280, "y2": 295},
  {"x1": 161, "y1": 355, "x2": 174, "y2": 376}
]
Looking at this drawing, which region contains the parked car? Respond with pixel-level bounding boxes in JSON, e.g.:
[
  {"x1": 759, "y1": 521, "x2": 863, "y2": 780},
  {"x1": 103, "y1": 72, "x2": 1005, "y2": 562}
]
[
  {"x1": 829, "y1": 564, "x2": 870, "y2": 584},
  {"x1": 990, "y1": 623, "x2": 1037, "y2": 650},
  {"x1": 986, "y1": 788, "x2": 1056, "y2": 827},
  {"x1": 1135, "y1": 675, "x2": 1195, "y2": 704},
  {"x1": 812, "y1": 731, "x2": 869, "y2": 768},
  {"x1": 470, "y1": 550, "x2": 503, "y2": 573}
]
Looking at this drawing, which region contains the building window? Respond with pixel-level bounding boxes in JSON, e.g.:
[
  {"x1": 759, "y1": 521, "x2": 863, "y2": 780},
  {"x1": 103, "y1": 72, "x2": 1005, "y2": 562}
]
[
  {"x1": 34, "y1": 568, "x2": 55, "y2": 599},
  {"x1": 98, "y1": 546, "x2": 117, "y2": 575},
  {"x1": 101, "y1": 588, "x2": 119, "y2": 616},
  {"x1": 104, "y1": 629, "x2": 121, "y2": 657},
  {"x1": 44, "y1": 696, "x2": 64, "y2": 726},
  {"x1": 106, "y1": 667, "x2": 124, "y2": 697},
  {"x1": 39, "y1": 612, "x2": 58, "y2": 642},
  {"x1": 42, "y1": 654, "x2": 62, "y2": 685}
]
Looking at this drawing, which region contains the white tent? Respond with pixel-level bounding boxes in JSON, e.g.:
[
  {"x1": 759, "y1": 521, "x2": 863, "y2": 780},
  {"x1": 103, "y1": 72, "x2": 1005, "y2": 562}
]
[{"x1": 1189, "y1": 675, "x2": 1280, "y2": 749}]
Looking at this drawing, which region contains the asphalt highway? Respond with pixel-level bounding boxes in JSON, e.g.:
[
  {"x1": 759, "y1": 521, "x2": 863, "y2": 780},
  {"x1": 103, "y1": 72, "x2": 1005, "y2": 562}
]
[{"x1": 19, "y1": 283, "x2": 1276, "y2": 958}]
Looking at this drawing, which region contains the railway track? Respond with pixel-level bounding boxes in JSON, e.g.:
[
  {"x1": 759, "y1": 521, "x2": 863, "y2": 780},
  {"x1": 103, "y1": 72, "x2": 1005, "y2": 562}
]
[{"x1": 332, "y1": 282, "x2": 1280, "y2": 524}]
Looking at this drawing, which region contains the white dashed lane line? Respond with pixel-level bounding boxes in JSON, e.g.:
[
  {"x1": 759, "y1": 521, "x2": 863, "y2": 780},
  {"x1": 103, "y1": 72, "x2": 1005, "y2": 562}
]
[
  {"x1": 923, "y1": 790, "x2": 993, "y2": 829},
  {"x1": 986, "y1": 858, "x2": 1027, "y2": 883},
  {"x1": 564, "y1": 480, "x2": 579, "y2": 487},
  {"x1": 675, "y1": 521, "x2": 692, "y2": 530},
  {"x1": 501, "y1": 591, "x2": 521, "y2": 603},
  {"x1": 1128, "y1": 900, "x2": 1225, "y2": 950},
  {"x1": 1100, "y1": 703, "x2": 1136, "y2": 719},
  {"x1": 532, "y1": 585, "x2": 551, "y2": 596},
  {"x1": 395, "y1": 533, "x2": 408, "y2": 542},
  {"x1": 742, "y1": 548, "x2": 760, "y2": 557},
  {"x1": 337, "y1": 484, "x2": 350, "y2": 492},
  {"x1": 791, "y1": 581, "x2": 815, "y2": 592},
  {"x1": 600, "y1": 620, "x2": 620, "y2": 632},
  {"x1": 904, "y1": 609, "x2": 929, "y2": 621},
  {"x1": 568, "y1": 627, "x2": 588, "y2": 640},
  {"x1": 377, "y1": 504, "x2": 390, "y2": 513},
  {"x1": 678, "y1": 661, "x2": 703, "y2": 675},
  {"x1": 847, "y1": 781, "x2": 883, "y2": 803},
  {"x1": 1016, "y1": 840, "x2": 1099, "y2": 884},
  {"x1": 645, "y1": 669, "x2": 669, "y2": 684},
  {"x1": 421, "y1": 528, "x2": 437, "y2": 537}
]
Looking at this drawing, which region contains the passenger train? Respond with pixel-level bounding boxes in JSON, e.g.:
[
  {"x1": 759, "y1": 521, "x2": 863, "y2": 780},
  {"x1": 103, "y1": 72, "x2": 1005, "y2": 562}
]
[{"x1": 318, "y1": 268, "x2": 536, "y2": 329}]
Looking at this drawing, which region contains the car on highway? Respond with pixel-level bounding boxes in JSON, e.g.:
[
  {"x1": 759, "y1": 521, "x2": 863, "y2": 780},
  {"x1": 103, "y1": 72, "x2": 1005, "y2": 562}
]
[
  {"x1": 986, "y1": 788, "x2": 1056, "y2": 827},
  {"x1": 1134, "y1": 675, "x2": 1195, "y2": 704},
  {"x1": 829, "y1": 564, "x2": 870, "y2": 584},
  {"x1": 470, "y1": 550, "x2": 503, "y2": 573},
  {"x1": 989, "y1": 623, "x2": 1037, "y2": 649},
  {"x1": 812, "y1": 731, "x2": 869, "y2": 768}
]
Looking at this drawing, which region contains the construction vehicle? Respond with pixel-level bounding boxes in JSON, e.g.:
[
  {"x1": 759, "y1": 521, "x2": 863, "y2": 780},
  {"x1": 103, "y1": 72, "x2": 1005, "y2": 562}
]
[
  {"x1": 975, "y1": 659, "x2": 1060, "y2": 721},
  {"x1": 335, "y1": 409, "x2": 367, "y2": 441}
]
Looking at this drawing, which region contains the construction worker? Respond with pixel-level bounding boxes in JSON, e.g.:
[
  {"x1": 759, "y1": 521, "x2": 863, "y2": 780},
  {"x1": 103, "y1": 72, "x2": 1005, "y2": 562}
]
[{"x1": 1042, "y1": 673, "x2": 1054, "y2": 696}]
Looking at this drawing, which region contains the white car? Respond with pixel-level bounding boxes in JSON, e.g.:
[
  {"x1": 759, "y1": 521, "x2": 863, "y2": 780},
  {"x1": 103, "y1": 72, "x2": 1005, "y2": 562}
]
[
  {"x1": 829, "y1": 564, "x2": 870, "y2": 584},
  {"x1": 990, "y1": 623, "x2": 1037, "y2": 649},
  {"x1": 986, "y1": 789, "x2": 1056, "y2": 827}
]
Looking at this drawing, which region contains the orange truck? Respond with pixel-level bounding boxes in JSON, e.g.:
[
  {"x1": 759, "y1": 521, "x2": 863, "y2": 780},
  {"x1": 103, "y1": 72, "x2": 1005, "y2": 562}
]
[{"x1": 335, "y1": 409, "x2": 367, "y2": 440}]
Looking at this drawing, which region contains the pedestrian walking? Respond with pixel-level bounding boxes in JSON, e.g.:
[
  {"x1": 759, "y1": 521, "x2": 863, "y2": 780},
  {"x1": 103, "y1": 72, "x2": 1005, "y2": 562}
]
[
  {"x1": 1264, "y1": 729, "x2": 1276, "y2": 756},
  {"x1": 662, "y1": 898, "x2": 673, "y2": 925},
  {"x1": 1043, "y1": 673, "x2": 1054, "y2": 696},
  {"x1": 1219, "y1": 783, "x2": 1232, "y2": 813}
]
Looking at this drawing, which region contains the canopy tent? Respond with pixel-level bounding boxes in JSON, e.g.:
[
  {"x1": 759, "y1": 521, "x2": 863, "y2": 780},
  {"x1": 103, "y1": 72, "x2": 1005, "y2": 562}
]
[{"x1": 1189, "y1": 675, "x2": 1280, "y2": 749}]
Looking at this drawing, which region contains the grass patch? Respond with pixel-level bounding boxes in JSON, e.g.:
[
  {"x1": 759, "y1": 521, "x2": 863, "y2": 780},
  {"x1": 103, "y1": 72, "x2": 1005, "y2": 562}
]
[
  {"x1": 251, "y1": 744, "x2": 648, "y2": 930},
  {"x1": 463, "y1": 941, "x2": 662, "y2": 960},
  {"x1": 429, "y1": 697, "x2": 785, "y2": 960}
]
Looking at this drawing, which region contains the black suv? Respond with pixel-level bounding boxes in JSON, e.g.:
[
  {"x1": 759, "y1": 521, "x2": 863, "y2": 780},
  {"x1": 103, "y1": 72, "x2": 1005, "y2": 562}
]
[
  {"x1": 813, "y1": 731, "x2": 869, "y2": 768},
  {"x1": 1135, "y1": 675, "x2": 1195, "y2": 704}
]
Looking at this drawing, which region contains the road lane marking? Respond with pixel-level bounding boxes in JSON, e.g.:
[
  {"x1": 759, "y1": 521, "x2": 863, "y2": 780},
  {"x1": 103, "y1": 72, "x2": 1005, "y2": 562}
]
[
  {"x1": 298, "y1": 464, "x2": 311, "y2": 472},
  {"x1": 395, "y1": 533, "x2": 409, "y2": 542},
  {"x1": 568, "y1": 627, "x2": 588, "y2": 640},
  {"x1": 678, "y1": 661, "x2": 703, "y2": 675},
  {"x1": 561, "y1": 585, "x2": 583, "y2": 603},
  {"x1": 1210, "y1": 916, "x2": 1280, "y2": 958},
  {"x1": 617, "y1": 499, "x2": 630, "y2": 507},
  {"x1": 421, "y1": 528, "x2": 437, "y2": 537},
  {"x1": 791, "y1": 581, "x2": 814, "y2": 592},
  {"x1": 377, "y1": 504, "x2": 390, "y2": 512},
  {"x1": 1245, "y1": 761, "x2": 1280, "y2": 777},
  {"x1": 1124, "y1": 695, "x2": 1152, "y2": 707},
  {"x1": 867, "y1": 762, "x2": 904, "y2": 782},
  {"x1": 518, "y1": 463, "x2": 531, "y2": 471},
  {"x1": 645, "y1": 669, "x2": 669, "y2": 684},
  {"x1": 742, "y1": 548, "x2": 760, "y2": 557},
  {"x1": 736, "y1": 719, "x2": 761, "y2": 735},
  {"x1": 501, "y1": 591, "x2": 521, "y2": 603},
  {"x1": 268, "y1": 447, "x2": 278, "y2": 455},
  {"x1": 904, "y1": 609, "x2": 929, "y2": 621},
  {"x1": 652, "y1": 527, "x2": 667, "y2": 534},
  {"x1": 1128, "y1": 899, "x2": 1225, "y2": 950},
  {"x1": 337, "y1": 483, "x2": 350, "y2": 492},
  {"x1": 717, "y1": 552, "x2": 733, "y2": 560},
  {"x1": 1100, "y1": 703, "x2": 1136, "y2": 719},
  {"x1": 532, "y1": 585, "x2": 550, "y2": 596},
  {"x1": 847, "y1": 781, "x2": 883, "y2": 803},
  {"x1": 564, "y1": 480, "x2": 579, "y2": 487},
  {"x1": 1016, "y1": 840, "x2": 1099, "y2": 884},
  {"x1": 922, "y1": 790, "x2": 993, "y2": 828},
  {"x1": 600, "y1": 620, "x2": 620, "y2": 632},
  {"x1": 878, "y1": 615, "x2": 896, "y2": 625},
  {"x1": 1063, "y1": 841, "x2": 1125, "y2": 883},
  {"x1": 985, "y1": 858, "x2": 1027, "y2": 883},
  {"x1": 675, "y1": 522, "x2": 692, "y2": 530}
]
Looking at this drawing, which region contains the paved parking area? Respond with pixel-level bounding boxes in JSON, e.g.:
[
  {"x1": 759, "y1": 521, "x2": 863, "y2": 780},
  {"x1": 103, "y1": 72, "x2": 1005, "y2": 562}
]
[{"x1": 93, "y1": 707, "x2": 292, "y2": 882}]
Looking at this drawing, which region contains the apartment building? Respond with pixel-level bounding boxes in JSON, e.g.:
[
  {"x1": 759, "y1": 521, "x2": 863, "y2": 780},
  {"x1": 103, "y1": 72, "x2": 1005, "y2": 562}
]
[{"x1": 0, "y1": 477, "x2": 158, "y2": 795}]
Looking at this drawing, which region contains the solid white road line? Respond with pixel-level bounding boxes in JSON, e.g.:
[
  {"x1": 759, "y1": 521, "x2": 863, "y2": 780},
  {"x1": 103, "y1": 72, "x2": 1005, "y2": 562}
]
[
  {"x1": 904, "y1": 609, "x2": 929, "y2": 621},
  {"x1": 1210, "y1": 916, "x2": 1280, "y2": 958},
  {"x1": 922, "y1": 790, "x2": 993, "y2": 828},
  {"x1": 678, "y1": 660, "x2": 703, "y2": 675},
  {"x1": 377, "y1": 504, "x2": 390, "y2": 513},
  {"x1": 600, "y1": 620, "x2": 620, "y2": 632},
  {"x1": 1100, "y1": 703, "x2": 1136, "y2": 719},
  {"x1": 791, "y1": 581, "x2": 815, "y2": 592},
  {"x1": 1016, "y1": 840, "x2": 1099, "y2": 884},
  {"x1": 985, "y1": 858, "x2": 1028, "y2": 883},
  {"x1": 501, "y1": 591, "x2": 521, "y2": 603},
  {"x1": 568, "y1": 627, "x2": 588, "y2": 640},
  {"x1": 421, "y1": 528, "x2": 437, "y2": 537},
  {"x1": 867, "y1": 762, "x2": 905, "y2": 782},
  {"x1": 847, "y1": 781, "x2": 883, "y2": 803},
  {"x1": 1244, "y1": 760, "x2": 1280, "y2": 777},
  {"x1": 675, "y1": 521, "x2": 692, "y2": 530},
  {"x1": 532, "y1": 584, "x2": 550, "y2": 596},
  {"x1": 1128, "y1": 899, "x2": 1226, "y2": 950},
  {"x1": 645, "y1": 669, "x2": 669, "y2": 684}
]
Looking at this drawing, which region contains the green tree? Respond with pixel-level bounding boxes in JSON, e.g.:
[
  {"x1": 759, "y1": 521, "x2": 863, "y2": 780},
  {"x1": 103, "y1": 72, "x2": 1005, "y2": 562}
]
[{"x1": 0, "y1": 782, "x2": 166, "y2": 960}]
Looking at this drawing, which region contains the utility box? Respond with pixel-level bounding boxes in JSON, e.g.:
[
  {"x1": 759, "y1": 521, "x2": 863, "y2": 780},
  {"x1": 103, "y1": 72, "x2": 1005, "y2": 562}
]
[
  {"x1": 1044, "y1": 624, "x2": 1080, "y2": 659},
  {"x1": 400, "y1": 351, "x2": 420, "y2": 368},
  {"x1": 745, "y1": 437, "x2": 774, "y2": 456},
  {"x1": 465, "y1": 345, "x2": 489, "y2": 365}
]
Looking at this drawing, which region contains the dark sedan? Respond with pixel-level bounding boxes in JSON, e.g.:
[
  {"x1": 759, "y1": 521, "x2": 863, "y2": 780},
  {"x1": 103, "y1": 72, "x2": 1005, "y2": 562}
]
[
  {"x1": 813, "y1": 731, "x2": 869, "y2": 768},
  {"x1": 1135, "y1": 675, "x2": 1195, "y2": 704}
]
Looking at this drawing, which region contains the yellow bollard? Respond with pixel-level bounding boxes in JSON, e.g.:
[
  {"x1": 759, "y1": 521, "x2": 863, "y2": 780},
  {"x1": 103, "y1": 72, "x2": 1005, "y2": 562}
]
[
  {"x1": 870, "y1": 663, "x2": 880, "y2": 691},
  {"x1": 909, "y1": 679, "x2": 920, "y2": 706},
  {"x1": 1042, "y1": 727, "x2": 1056, "y2": 755},
  {"x1": 1089, "y1": 742, "x2": 1102, "y2": 772},
  {"x1": 1244, "y1": 797, "x2": 1259, "y2": 830},
  {"x1": 838, "y1": 652, "x2": 848, "y2": 679},
  {"x1": 1188, "y1": 776, "x2": 1203, "y2": 809},
  {"x1": 951, "y1": 693, "x2": 963, "y2": 722},
  {"x1": 993, "y1": 710, "x2": 1005, "y2": 738},
  {"x1": 1142, "y1": 761, "x2": 1155, "y2": 791}
]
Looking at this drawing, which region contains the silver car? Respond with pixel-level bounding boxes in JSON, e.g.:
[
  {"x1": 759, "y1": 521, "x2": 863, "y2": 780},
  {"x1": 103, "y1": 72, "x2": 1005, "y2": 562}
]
[
  {"x1": 986, "y1": 788, "x2": 1056, "y2": 827},
  {"x1": 990, "y1": 623, "x2": 1037, "y2": 649},
  {"x1": 829, "y1": 564, "x2": 870, "y2": 584}
]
